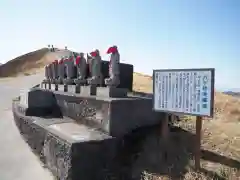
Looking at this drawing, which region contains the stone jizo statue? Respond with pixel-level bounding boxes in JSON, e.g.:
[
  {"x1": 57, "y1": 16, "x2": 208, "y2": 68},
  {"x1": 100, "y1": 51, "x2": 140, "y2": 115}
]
[
  {"x1": 75, "y1": 53, "x2": 87, "y2": 80},
  {"x1": 44, "y1": 65, "x2": 49, "y2": 80},
  {"x1": 48, "y1": 63, "x2": 53, "y2": 81},
  {"x1": 87, "y1": 49, "x2": 102, "y2": 86},
  {"x1": 65, "y1": 55, "x2": 75, "y2": 80},
  {"x1": 57, "y1": 57, "x2": 65, "y2": 83},
  {"x1": 52, "y1": 60, "x2": 59, "y2": 81},
  {"x1": 105, "y1": 46, "x2": 120, "y2": 87}
]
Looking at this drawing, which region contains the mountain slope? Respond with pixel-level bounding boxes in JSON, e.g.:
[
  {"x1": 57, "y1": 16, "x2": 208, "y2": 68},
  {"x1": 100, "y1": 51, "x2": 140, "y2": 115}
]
[
  {"x1": 0, "y1": 48, "x2": 49, "y2": 77},
  {"x1": 0, "y1": 48, "x2": 72, "y2": 77}
]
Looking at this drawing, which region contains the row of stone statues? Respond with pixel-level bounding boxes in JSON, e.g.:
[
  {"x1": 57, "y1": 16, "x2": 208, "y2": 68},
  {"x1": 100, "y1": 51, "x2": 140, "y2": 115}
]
[{"x1": 44, "y1": 46, "x2": 120, "y2": 87}]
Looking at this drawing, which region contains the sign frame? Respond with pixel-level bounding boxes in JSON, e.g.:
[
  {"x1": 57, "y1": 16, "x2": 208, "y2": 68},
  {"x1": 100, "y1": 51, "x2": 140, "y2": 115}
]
[{"x1": 152, "y1": 68, "x2": 215, "y2": 118}]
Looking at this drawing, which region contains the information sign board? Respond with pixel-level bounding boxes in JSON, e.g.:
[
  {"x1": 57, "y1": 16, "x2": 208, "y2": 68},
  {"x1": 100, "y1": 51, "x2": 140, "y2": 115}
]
[{"x1": 153, "y1": 68, "x2": 215, "y2": 117}]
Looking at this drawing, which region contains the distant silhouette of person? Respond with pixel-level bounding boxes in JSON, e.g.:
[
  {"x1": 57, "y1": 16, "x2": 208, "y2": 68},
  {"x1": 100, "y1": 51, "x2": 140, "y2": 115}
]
[{"x1": 52, "y1": 45, "x2": 54, "y2": 52}]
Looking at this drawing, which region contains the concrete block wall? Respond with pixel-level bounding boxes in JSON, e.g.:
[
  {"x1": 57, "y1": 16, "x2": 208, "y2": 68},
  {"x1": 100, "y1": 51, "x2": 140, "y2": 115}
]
[{"x1": 53, "y1": 91, "x2": 164, "y2": 137}]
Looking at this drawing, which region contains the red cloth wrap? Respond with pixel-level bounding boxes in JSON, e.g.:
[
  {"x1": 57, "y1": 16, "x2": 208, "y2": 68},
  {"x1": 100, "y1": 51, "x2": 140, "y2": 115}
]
[{"x1": 76, "y1": 56, "x2": 81, "y2": 65}]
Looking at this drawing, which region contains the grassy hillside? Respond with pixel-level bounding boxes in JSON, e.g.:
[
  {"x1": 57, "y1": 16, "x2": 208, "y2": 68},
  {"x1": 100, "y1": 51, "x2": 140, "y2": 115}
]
[{"x1": 0, "y1": 48, "x2": 48, "y2": 77}]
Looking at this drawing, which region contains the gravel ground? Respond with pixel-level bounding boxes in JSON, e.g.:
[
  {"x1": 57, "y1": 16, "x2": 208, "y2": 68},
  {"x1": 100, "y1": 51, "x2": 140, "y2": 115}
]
[{"x1": 0, "y1": 73, "x2": 54, "y2": 180}]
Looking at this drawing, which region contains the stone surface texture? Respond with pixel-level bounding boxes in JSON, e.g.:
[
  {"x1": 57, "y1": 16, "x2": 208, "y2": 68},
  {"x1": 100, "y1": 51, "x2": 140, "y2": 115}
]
[
  {"x1": 12, "y1": 100, "x2": 119, "y2": 180},
  {"x1": 53, "y1": 90, "x2": 164, "y2": 137}
]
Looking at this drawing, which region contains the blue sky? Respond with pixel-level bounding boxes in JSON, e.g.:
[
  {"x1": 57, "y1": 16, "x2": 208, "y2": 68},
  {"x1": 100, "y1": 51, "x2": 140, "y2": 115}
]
[{"x1": 0, "y1": 0, "x2": 239, "y2": 91}]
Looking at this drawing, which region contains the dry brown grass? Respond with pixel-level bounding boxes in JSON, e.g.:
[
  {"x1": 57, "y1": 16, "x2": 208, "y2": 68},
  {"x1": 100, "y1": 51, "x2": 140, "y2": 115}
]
[
  {"x1": 132, "y1": 73, "x2": 240, "y2": 180},
  {"x1": 0, "y1": 48, "x2": 49, "y2": 77}
]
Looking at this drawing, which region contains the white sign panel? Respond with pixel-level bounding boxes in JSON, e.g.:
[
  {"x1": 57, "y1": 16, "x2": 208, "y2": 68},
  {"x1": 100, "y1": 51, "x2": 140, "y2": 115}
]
[{"x1": 153, "y1": 68, "x2": 215, "y2": 117}]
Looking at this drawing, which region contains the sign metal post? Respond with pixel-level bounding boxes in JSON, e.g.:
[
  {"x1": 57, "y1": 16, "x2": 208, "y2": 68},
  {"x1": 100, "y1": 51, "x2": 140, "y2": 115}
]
[{"x1": 153, "y1": 68, "x2": 215, "y2": 170}]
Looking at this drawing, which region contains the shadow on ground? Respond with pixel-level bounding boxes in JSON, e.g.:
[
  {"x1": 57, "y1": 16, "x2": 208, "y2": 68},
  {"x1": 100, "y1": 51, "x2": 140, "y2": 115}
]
[{"x1": 102, "y1": 125, "x2": 240, "y2": 180}]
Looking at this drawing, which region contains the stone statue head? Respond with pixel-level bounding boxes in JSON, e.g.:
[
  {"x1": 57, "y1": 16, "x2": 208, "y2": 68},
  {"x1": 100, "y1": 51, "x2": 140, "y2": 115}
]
[
  {"x1": 95, "y1": 49, "x2": 100, "y2": 56},
  {"x1": 107, "y1": 46, "x2": 118, "y2": 54},
  {"x1": 79, "y1": 52, "x2": 84, "y2": 57}
]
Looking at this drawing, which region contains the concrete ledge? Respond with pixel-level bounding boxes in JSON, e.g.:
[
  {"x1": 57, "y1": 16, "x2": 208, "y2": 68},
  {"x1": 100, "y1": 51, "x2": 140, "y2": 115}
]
[
  {"x1": 12, "y1": 101, "x2": 120, "y2": 180},
  {"x1": 96, "y1": 87, "x2": 128, "y2": 98},
  {"x1": 53, "y1": 91, "x2": 164, "y2": 137},
  {"x1": 80, "y1": 85, "x2": 97, "y2": 96}
]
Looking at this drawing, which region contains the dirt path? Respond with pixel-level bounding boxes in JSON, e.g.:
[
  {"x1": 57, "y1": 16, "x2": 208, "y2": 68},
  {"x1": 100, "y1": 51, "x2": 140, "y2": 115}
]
[{"x1": 0, "y1": 73, "x2": 54, "y2": 180}]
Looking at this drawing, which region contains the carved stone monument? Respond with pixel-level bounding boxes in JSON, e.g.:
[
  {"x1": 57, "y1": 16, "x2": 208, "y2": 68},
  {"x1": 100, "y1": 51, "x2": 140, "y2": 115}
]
[
  {"x1": 104, "y1": 46, "x2": 120, "y2": 87},
  {"x1": 74, "y1": 53, "x2": 87, "y2": 84},
  {"x1": 51, "y1": 60, "x2": 58, "y2": 84},
  {"x1": 55, "y1": 57, "x2": 65, "y2": 84},
  {"x1": 87, "y1": 50, "x2": 102, "y2": 86},
  {"x1": 63, "y1": 55, "x2": 75, "y2": 85}
]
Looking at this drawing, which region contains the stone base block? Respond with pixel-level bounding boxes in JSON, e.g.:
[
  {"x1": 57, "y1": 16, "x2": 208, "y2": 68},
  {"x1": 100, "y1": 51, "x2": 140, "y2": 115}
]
[
  {"x1": 63, "y1": 78, "x2": 74, "y2": 85},
  {"x1": 44, "y1": 123, "x2": 118, "y2": 180},
  {"x1": 80, "y1": 85, "x2": 96, "y2": 96},
  {"x1": 54, "y1": 91, "x2": 164, "y2": 137},
  {"x1": 58, "y1": 85, "x2": 68, "y2": 92},
  {"x1": 67, "y1": 85, "x2": 76, "y2": 93},
  {"x1": 49, "y1": 84, "x2": 58, "y2": 91},
  {"x1": 55, "y1": 79, "x2": 63, "y2": 85},
  {"x1": 58, "y1": 84, "x2": 65, "y2": 91},
  {"x1": 74, "y1": 78, "x2": 87, "y2": 85},
  {"x1": 12, "y1": 101, "x2": 119, "y2": 180},
  {"x1": 96, "y1": 87, "x2": 128, "y2": 98}
]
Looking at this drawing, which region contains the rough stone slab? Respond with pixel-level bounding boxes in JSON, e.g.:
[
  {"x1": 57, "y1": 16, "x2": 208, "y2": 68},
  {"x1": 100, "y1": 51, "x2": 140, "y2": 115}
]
[
  {"x1": 54, "y1": 92, "x2": 164, "y2": 137},
  {"x1": 80, "y1": 85, "x2": 96, "y2": 96},
  {"x1": 96, "y1": 87, "x2": 128, "y2": 98},
  {"x1": 44, "y1": 123, "x2": 118, "y2": 180},
  {"x1": 13, "y1": 101, "x2": 119, "y2": 180},
  {"x1": 46, "y1": 122, "x2": 112, "y2": 144}
]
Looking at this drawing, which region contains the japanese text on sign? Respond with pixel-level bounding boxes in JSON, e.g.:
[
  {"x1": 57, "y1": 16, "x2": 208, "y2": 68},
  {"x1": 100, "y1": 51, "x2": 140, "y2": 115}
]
[{"x1": 153, "y1": 69, "x2": 214, "y2": 117}]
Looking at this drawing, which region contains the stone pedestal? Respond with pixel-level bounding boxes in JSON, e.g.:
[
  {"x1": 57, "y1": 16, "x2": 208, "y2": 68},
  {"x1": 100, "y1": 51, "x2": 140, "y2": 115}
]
[
  {"x1": 54, "y1": 92, "x2": 163, "y2": 137},
  {"x1": 74, "y1": 79, "x2": 87, "y2": 85},
  {"x1": 13, "y1": 101, "x2": 118, "y2": 180},
  {"x1": 63, "y1": 78, "x2": 74, "y2": 85},
  {"x1": 96, "y1": 87, "x2": 128, "y2": 98},
  {"x1": 80, "y1": 85, "x2": 97, "y2": 96},
  {"x1": 68, "y1": 85, "x2": 76, "y2": 93},
  {"x1": 58, "y1": 84, "x2": 65, "y2": 91},
  {"x1": 55, "y1": 78, "x2": 63, "y2": 85}
]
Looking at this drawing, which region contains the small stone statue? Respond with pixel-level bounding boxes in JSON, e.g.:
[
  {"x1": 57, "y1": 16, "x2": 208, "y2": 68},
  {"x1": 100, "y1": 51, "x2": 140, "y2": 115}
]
[
  {"x1": 48, "y1": 63, "x2": 53, "y2": 82},
  {"x1": 63, "y1": 55, "x2": 75, "y2": 84},
  {"x1": 57, "y1": 57, "x2": 65, "y2": 84},
  {"x1": 74, "y1": 52, "x2": 87, "y2": 84},
  {"x1": 44, "y1": 64, "x2": 50, "y2": 83},
  {"x1": 105, "y1": 46, "x2": 120, "y2": 87},
  {"x1": 51, "y1": 60, "x2": 59, "y2": 82},
  {"x1": 86, "y1": 53, "x2": 93, "y2": 77},
  {"x1": 87, "y1": 49, "x2": 102, "y2": 86}
]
